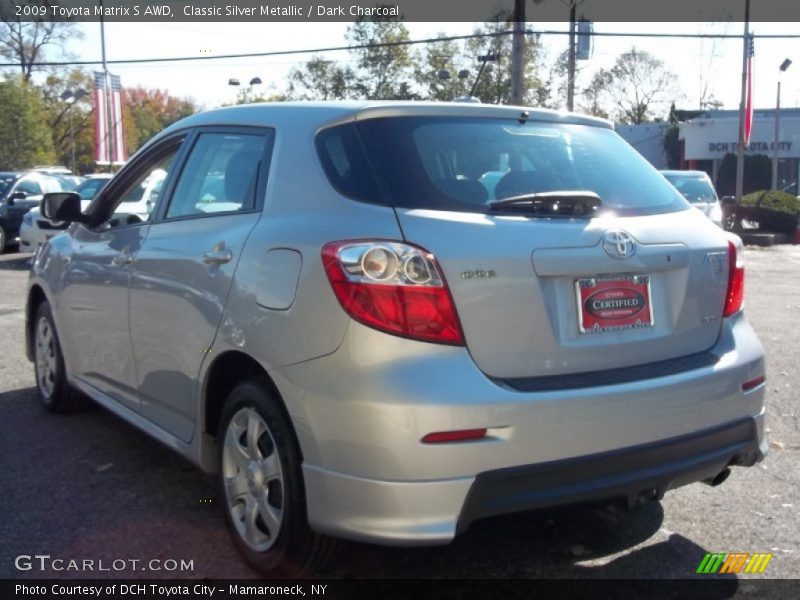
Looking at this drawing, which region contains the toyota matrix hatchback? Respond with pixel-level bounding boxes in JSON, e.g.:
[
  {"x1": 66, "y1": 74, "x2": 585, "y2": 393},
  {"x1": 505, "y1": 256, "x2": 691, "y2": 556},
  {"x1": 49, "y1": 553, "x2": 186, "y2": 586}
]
[{"x1": 26, "y1": 102, "x2": 767, "y2": 575}]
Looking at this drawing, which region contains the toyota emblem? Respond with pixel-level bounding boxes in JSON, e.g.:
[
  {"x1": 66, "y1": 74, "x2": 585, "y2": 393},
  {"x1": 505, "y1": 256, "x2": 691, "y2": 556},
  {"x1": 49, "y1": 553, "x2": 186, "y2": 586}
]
[{"x1": 603, "y1": 229, "x2": 636, "y2": 259}]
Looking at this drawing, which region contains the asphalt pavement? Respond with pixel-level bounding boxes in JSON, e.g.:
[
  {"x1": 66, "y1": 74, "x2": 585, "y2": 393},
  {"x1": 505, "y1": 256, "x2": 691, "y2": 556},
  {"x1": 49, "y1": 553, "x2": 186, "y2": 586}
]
[{"x1": 0, "y1": 246, "x2": 798, "y2": 581}]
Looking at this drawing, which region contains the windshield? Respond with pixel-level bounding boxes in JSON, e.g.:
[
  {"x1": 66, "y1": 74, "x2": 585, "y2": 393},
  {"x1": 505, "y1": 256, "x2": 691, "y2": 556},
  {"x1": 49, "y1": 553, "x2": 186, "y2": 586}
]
[
  {"x1": 662, "y1": 174, "x2": 718, "y2": 204},
  {"x1": 75, "y1": 178, "x2": 109, "y2": 200},
  {"x1": 318, "y1": 117, "x2": 690, "y2": 217}
]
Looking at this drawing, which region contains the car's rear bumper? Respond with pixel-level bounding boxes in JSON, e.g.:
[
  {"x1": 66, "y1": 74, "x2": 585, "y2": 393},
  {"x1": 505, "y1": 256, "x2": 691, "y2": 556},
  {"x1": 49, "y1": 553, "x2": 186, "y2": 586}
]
[
  {"x1": 456, "y1": 414, "x2": 764, "y2": 534},
  {"x1": 275, "y1": 311, "x2": 766, "y2": 545},
  {"x1": 301, "y1": 412, "x2": 765, "y2": 545}
]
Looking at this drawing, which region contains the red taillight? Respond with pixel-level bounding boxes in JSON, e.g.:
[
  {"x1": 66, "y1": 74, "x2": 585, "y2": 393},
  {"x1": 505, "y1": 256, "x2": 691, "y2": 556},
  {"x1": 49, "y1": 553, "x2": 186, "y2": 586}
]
[
  {"x1": 723, "y1": 240, "x2": 745, "y2": 317},
  {"x1": 421, "y1": 429, "x2": 487, "y2": 444},
  {"x1": 322, "y1": 241, "x2": 465, "y2": 345}
]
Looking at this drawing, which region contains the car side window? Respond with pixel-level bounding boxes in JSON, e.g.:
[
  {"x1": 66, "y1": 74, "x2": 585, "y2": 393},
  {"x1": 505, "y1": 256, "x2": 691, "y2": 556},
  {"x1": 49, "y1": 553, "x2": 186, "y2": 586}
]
[
  {"x1": 16, "y1": 179, "x2": 42, "y2": 196},
  {"x1": 165, "y1": 132, "x2": 267, "y2": 220}
]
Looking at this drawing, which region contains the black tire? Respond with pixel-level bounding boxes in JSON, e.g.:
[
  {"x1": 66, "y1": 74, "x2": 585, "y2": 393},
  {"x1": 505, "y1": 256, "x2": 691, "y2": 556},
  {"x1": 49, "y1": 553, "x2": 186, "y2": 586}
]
[
  {"x1": 0, "y1": 226, "x2": 6, "y2": 253},
  {"x1": 217, "y1": 378, "x2": 337, "y2": 576},
  {"x1": 32, "y1": 301, "x2": 92, "y2": 413}
]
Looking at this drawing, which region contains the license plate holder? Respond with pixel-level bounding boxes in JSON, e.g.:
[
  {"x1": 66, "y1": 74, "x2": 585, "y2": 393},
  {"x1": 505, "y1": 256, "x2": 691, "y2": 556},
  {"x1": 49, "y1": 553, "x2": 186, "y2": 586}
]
[{"x1": 575, "y1": 274, "x2": 654, "y2": 334}]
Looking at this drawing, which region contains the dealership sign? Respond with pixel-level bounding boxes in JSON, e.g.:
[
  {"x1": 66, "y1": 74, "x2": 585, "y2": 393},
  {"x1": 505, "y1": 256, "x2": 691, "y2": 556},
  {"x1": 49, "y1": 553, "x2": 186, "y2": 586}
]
[
  {"x1": 680, "y1": 116, "x2": 800, "y2": 160},
  {"x1": 707, "y1": 141, "x2": 793, "y2": 153}
]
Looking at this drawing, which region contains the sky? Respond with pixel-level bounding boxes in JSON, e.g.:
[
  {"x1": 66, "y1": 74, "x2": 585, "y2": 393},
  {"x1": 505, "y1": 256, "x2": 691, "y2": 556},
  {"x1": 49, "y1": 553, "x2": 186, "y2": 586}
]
[{"x1": 52, "y1": 20, "x2": 800, "y2": 114}]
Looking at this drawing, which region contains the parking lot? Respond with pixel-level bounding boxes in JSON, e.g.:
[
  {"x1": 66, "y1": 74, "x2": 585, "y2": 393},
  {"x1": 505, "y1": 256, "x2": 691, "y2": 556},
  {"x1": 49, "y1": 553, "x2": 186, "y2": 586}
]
[{"x1": 0, "y1": 246, "x2": 798, "y2": 580}]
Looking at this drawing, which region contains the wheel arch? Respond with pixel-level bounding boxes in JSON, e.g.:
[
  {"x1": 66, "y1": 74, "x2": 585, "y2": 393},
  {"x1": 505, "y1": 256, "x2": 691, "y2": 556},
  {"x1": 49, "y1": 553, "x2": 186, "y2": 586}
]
[
  {"x1": 202, "y1": 350, "x2": 286, "y2": 440},
  {"x1": 25, "y1": 284, "x2": 49, "y2": 361}
]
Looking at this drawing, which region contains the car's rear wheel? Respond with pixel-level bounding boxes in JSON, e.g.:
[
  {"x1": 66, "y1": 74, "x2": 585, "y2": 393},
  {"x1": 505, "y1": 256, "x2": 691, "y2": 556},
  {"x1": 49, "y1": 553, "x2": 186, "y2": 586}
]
[
  {"x1": 218, "y1": 378, "x2": 336, "y2": 575},
  {"x1": 33, "y1": 301, "x2": 92, "y2": 413},
  {"x1": 0, "y1": 226, "x2": 7, "y2": 253}
]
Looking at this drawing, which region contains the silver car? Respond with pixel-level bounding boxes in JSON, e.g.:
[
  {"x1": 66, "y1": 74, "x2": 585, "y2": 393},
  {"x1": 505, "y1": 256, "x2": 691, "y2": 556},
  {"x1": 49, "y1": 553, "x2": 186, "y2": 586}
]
[
  {"x1": 660, "y1": 170, "x2": 725, "y2": 228},
  {"x1": 26, "y1": 102, "x2": 767, "y2": 575}
]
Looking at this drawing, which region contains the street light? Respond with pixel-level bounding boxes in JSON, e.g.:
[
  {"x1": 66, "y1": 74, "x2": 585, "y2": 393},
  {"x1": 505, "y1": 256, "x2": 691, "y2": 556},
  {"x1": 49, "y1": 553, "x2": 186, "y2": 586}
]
[
  {"x1": 228, "y1": 77, "x2": 262, "y2": 104},
  {"x1": 772, "y1": 58, "x2": 792, "y2": 190},
  {"x1": 470, "y1": 53, "x2": 498, "y2": 98},
  {"x1": 60, "y1": 88, "x2": 88, "y2": 174}
]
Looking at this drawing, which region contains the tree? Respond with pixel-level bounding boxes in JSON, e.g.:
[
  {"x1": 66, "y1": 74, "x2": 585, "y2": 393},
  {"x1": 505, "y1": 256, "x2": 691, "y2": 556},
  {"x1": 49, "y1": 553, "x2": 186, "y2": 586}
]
[
  {"x1": 0, "y1": 76, "x2": 56, "y2": 169},
  {"x1": 288, "y1": 56, "x2": 355, "y2": 100},
  {"x1": 534, "y1": 48, "x2": 569, "y2": 110},
  {"x1": 346, "y1": 16, "x2": 416, "y2": 100},
  {"x1": 717, "y1": 153, "x2": 772, "y2": 196},
  {"x1": 465, "y1": 20, "x2": 545, "y2": 105},
  {"x1": 0, "y1": 2, "x2": 83, "y2": 81},
  {"x1": 579, "y1": 70, "x2": 612, "y2": 119},
  {"x1": 41, "y1": 69, "x2": 95, "y2": 173},
  {"x1": 413, "y1": 36, "x2": 470, "y2": 101},
  {"x1": 287, "y1": 17, "x2": 415, "y2": 101},
  {"x1": 588, "y1": 47, "x2": 679, "y2": 124},
  {"x1": 122, "y1": 87, "x2": 197, "y2": 151}
]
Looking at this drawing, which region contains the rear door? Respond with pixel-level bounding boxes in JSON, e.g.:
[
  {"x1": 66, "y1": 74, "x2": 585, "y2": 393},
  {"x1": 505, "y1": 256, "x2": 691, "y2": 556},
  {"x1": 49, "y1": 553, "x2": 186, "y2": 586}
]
[
  {"x1": 353, "y1": 114, "x2": 731, "y2": 380},
  {"x1": 128, "y1": 127, "x2": 274, "y2": 442}
]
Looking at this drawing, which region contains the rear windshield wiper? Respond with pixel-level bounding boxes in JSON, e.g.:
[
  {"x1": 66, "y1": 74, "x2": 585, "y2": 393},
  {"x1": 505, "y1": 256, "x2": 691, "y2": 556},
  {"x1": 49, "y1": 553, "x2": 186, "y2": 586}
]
[{"x1": 489, "y1": 190, "x2": 602, "y2": 216}]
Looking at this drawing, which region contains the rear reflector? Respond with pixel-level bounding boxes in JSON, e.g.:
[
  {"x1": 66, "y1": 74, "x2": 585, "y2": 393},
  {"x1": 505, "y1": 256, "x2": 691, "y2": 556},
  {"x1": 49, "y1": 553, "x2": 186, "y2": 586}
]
[
  {"x1": 421, "y1": 428, "x2": 487, "y2": 444},
  {"x1": 742, "y1": 376, "x2": 765, "y2": 392},
  {"x1": 723, "y1": 240, "x2": 745, "y2": 317}
]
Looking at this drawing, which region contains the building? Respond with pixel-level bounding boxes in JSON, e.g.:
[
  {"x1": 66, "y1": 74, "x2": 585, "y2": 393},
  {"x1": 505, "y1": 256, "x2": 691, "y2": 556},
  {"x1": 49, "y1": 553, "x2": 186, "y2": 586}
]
[
  {"x1": 616, "y1": 108, "x2": 800, "y2": 193},
  {"x1": 615, "y1": 121, "x2": 669, "y2": 169},
  {"x1": 679, "y1": 108, "x2": 800, "y2": 192}
]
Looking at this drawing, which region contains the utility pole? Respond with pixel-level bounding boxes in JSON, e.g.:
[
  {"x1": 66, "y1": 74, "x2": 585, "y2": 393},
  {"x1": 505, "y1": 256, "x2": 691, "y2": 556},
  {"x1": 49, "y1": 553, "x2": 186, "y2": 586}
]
[
  {"x1": 734, "y1": 0, "x2": 750, "y2": 204},
  {"x1": 99, "y1": 1, "x2": 115, "y2": 173},
  {"x1": 510, "y1": 0, "x2": 526, "y2": 105},
  {"x1": 566, "y1": 2, "x2": 577, "y2": 111}
]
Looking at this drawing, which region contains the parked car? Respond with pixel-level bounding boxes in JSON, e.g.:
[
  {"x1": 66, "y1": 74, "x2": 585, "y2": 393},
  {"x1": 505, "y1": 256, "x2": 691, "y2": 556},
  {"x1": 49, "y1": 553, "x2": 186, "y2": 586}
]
[
  {"x1": 114, "y1": 167, "x2": 167, "y2": 220},
  {"x1": 0, "y1": 171, "x2": 69, "y2": 252},
  {"x1": 20, "y1": 174, "x2": 113, "y2": 252},
  {"x1": 28, "y1": 102, "x2": 766, "y2": 575},
  {"x1": 660, "y1": 170, "x2": 724, "y2": 228}
]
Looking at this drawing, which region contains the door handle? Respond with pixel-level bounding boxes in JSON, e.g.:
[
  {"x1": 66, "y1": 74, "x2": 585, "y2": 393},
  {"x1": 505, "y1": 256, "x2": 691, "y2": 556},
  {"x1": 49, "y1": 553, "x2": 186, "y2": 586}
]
[
  {"x1": 203, "y1": 247, "x2": 233, "y2": 265},
  {"x1": 112, "y1": 252, "x2": 134, "y2": 266}
]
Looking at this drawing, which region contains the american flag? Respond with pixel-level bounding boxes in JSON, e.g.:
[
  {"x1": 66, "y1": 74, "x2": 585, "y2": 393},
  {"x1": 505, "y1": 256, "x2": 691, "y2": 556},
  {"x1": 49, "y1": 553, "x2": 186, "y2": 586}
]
[
  {"x1": 743, "y1": 34, "x2": 754, "y2": 145},
  {"x1": 93, "y1": 72, "x2": 126, "y2": 165}
]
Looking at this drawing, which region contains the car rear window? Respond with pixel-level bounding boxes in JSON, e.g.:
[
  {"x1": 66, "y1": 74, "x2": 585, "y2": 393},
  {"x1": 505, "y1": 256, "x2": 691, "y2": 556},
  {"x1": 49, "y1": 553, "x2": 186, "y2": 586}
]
[
  {"x1": 662, "y1": 174, "x2": 718, "y2": 204},
  {"x1": 317, "y1": 117, "x2": 690, "y2": 217}
]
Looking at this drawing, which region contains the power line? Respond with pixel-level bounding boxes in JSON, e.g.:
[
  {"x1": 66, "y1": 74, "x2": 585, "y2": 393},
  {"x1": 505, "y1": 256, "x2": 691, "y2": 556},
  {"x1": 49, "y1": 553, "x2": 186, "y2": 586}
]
[
  {"x1": 1, "y1": 28, "x2": 798, "y2": 68},
  {"x1": 0, "y1": 30, "x2": 513, "y2": 67}
]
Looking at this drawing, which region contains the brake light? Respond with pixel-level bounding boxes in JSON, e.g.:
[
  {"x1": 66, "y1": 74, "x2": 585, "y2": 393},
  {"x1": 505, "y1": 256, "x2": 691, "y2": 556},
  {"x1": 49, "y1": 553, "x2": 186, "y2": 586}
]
[
  {"x1": 723, "y1": 240, "x2": 744, "y2": 317},
  {"x1": 322, "y1": 241, "x2": 465, "y2": 345}
]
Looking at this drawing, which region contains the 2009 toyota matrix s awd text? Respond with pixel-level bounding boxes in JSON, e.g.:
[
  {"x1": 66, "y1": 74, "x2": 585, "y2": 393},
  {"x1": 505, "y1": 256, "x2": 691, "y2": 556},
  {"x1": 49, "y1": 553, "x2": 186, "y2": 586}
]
[{"x1": 26, "y1": 101, "x2": 767, "y2": 575}]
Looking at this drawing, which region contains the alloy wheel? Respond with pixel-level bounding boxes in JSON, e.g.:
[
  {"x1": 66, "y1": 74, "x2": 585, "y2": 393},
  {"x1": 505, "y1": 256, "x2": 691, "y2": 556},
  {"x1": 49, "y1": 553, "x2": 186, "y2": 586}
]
[
  {"x1": 34, "y1": 315, "x2": 57, "y2": 399},
  {"x1": 222, "y1": 407, "x2": 285, "y2": 552}
]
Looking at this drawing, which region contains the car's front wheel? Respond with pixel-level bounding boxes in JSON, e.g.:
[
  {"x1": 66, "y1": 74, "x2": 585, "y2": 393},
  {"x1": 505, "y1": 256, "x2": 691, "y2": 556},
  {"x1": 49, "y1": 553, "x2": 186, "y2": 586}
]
[
  {"x1": 218, "y1": 379, "x2": 336, "y2": 575},
  {"x1": 33, "y1": 301, "x2": 92, "y2": 413}
]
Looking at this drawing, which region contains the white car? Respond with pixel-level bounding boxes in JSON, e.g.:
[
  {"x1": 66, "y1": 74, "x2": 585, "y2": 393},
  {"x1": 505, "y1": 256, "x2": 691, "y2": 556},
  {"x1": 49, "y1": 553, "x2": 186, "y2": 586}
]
[
  {"x1": 20, "y1": 174, "x2": 112, "y2": 252},
  {"x1": 660, "y1": 170, "x2": 724, "y2": 228},
  {"x1": 115, "y1": 168, "x2": 166, "y2": 220}
]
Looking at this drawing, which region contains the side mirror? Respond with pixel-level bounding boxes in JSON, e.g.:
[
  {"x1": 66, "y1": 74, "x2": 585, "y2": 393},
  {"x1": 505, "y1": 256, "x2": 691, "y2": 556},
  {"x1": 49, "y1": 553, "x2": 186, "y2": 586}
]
[
  {"x1": 41, "y1": 192, "x2": 89, "y2": 223},
  {"x1": 721, "y1": 195, "x2": 737, "y2": 207}
]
